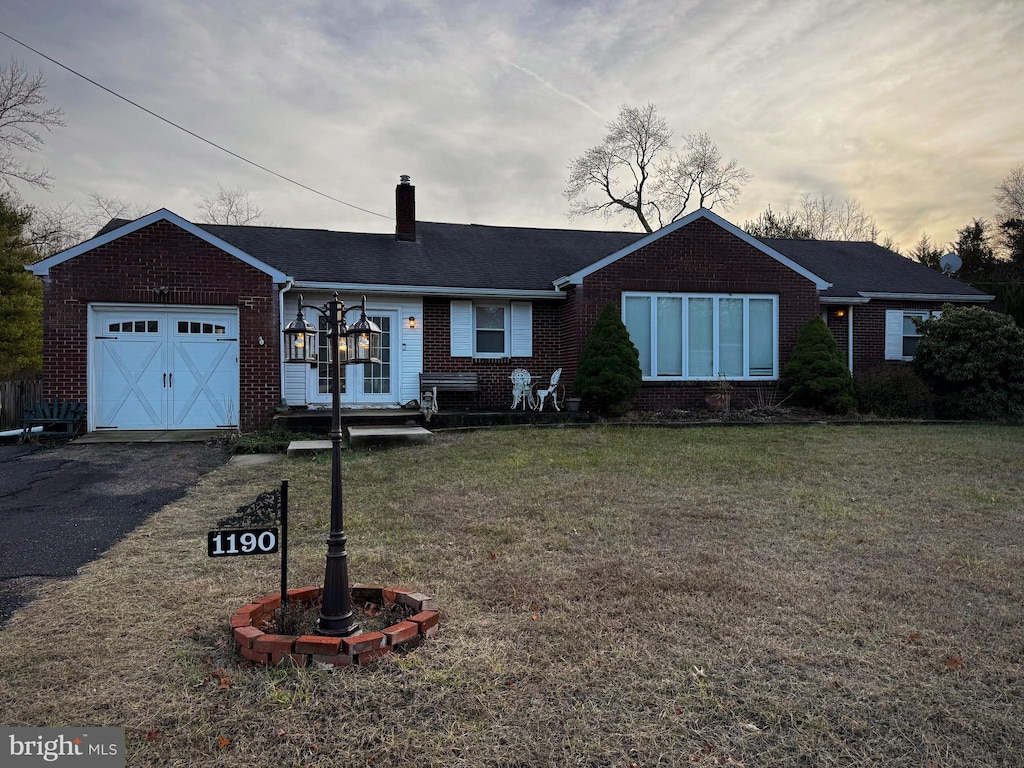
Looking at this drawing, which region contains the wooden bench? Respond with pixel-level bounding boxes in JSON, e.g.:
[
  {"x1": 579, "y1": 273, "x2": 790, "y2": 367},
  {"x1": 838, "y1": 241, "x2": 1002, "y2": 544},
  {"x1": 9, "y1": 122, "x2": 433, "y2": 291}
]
[
  {"x1": 419, "y1": 372, "x2": 480, "y2": 420},
  {"x1": 23, "y1": 397, "x2": 86, "y2": 437}
]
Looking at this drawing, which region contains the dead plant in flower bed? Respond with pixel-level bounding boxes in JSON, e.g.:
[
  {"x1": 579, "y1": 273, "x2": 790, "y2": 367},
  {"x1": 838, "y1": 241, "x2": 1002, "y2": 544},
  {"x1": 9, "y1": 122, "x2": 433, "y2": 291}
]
[
  {"x1": 271, "y1": 597, "x2": 412, "y2": 637},
  {"x1": 1, "y1": 425, "x2": 1022, "y2": 767}
]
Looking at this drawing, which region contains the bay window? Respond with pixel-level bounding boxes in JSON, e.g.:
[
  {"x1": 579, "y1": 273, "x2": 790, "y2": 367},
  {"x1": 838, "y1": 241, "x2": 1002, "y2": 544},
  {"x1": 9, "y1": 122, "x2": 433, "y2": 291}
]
[{"x1": 623, "y1": 293, "x2": 778, "y2": 379}]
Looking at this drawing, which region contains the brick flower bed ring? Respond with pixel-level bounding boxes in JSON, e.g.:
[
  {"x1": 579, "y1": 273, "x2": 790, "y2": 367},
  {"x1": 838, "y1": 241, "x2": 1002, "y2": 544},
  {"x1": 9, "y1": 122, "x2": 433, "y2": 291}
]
[{"x1": 231, "y1": 585, "x2": 439, "y2": 667}]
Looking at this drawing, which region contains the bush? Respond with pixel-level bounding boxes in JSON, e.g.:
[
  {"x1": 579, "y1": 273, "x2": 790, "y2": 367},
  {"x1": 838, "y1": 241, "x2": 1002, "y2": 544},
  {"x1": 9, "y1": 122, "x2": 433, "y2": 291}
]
[
  {"x1": 855, "y1": 366, "x2": 934, "y2": 418},
  {"x1": 780, "y1": 317, "x2": 857, "y2": 413},
  {"x1": 913, "y1": 305, "x2": 1024, "y2": 421},
  {"x1": 574, "y1": 303, "x2": 642, "y2": 416}
]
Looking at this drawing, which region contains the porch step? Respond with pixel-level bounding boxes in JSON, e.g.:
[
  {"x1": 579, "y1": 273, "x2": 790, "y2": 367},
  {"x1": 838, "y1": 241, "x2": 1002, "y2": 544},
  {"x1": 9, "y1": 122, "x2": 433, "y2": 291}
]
[
  {"x1": 345, "y1": 425, "x2": 434, "y2": 447},
  {"x1": 286, "y1": 439, "x2": 335, "y2": 457},
  {"x1": 274, "y1": 408, "x2": 424, "y2": 433}
]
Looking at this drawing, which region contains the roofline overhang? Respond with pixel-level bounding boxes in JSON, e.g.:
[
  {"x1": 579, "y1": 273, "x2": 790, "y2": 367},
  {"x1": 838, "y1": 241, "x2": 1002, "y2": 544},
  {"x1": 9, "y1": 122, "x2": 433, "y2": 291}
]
[
  {"x1": 559, "y1": 208, "x2": 832, "y2": 291},
  {"x1": 288, "y1": 281, "x2": 566, "y2": 300},
  {"x1": 26, "y1": 208, "x2": 290, "y2": 283},
  {"x1": 857, "y1": 291, "x2": 995, "y2": 302},
  {"x1": 819, "y1": 296, "x2": 870, "y2": 304}
]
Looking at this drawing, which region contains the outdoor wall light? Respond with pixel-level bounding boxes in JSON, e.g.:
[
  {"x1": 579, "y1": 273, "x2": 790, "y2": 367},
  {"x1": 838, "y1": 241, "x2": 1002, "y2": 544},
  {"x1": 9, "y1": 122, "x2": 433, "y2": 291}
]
[{"x1": 408, "y1": 315, "x2": 417, "y2": 329}]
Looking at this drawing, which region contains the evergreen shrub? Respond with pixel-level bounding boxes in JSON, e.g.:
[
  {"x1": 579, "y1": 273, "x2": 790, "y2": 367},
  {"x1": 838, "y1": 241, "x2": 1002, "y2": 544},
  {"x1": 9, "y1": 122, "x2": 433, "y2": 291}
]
[
  {"x1": 780, "y1": 317, "x2": 857, "y2": 413},
  {"x1": 574, "y1": 303, "x2": 642, "y2": 416}
]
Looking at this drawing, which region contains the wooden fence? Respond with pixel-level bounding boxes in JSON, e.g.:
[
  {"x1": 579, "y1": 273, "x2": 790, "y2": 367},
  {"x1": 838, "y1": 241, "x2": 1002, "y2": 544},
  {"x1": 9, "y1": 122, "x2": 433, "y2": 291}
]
[{"x1": 0, "y1": 376, "x2": 43, "y2": 431}]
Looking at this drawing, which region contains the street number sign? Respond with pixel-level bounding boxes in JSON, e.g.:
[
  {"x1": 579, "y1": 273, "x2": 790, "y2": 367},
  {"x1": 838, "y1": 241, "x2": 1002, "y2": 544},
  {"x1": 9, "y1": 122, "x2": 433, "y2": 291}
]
[{"x1": 207, "y1": 527, "x2": 279, "y2": 557}]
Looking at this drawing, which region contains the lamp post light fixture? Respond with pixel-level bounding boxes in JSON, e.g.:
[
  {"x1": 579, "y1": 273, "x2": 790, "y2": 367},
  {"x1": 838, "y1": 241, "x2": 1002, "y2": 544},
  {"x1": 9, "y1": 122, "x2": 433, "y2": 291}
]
[{"x1": 283, "y1": 293, "x2": 382, "y2": 636}]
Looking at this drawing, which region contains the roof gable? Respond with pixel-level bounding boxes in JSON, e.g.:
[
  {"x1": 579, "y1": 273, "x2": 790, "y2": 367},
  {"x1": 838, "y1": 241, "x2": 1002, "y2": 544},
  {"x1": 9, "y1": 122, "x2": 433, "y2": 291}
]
[
  {"x1": 29, "y1": 208, "x2": 289, "y2": 282},
  {"x1": 557, "y1": 208, "x2": 832, "y2": 290}
]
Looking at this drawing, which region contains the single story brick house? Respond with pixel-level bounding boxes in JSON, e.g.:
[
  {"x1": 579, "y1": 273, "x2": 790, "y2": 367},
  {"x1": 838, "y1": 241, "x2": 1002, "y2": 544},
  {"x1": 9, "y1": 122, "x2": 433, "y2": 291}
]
[{"x1": 27, "y1": 177, "x2": 991, "y2": 432}]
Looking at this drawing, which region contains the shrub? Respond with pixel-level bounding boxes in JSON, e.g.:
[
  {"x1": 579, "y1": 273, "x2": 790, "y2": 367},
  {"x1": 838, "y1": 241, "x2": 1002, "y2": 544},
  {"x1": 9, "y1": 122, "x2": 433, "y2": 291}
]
[
  {"x1": 780, "y1": 317, "x2": 857, "y2": 413},
  {"x1": 913, "y1": 305, "x2": 1024, "y2": 421},
  {"x1": 575, "y1": 303, "x2": 642, "y2": 416},
  {"x1": 855, "y1": 366, "x2": 934, "y2": 418}
]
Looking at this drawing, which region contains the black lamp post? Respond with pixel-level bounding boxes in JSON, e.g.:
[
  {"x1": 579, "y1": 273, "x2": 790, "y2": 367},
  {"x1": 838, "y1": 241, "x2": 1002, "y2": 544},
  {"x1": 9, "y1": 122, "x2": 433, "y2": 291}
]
[{"x1": 283, "y1": 293, "x2": 381, "y2": 636}]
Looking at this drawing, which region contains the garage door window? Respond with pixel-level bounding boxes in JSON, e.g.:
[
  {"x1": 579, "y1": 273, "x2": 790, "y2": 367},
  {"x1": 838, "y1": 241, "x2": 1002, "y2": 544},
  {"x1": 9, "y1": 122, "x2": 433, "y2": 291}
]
[
  {"x1": 109, "y1": 320, "x2": 159, "y2": 333},
  {"x1": 177, "y1": 321, "x2": 227, "y2": 335}
]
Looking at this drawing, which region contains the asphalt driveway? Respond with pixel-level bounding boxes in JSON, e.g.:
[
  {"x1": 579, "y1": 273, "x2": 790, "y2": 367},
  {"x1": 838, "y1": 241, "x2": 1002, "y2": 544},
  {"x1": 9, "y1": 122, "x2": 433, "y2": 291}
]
[{"x1": 0, "y1": 441, "x2": 229, "y2": 626}]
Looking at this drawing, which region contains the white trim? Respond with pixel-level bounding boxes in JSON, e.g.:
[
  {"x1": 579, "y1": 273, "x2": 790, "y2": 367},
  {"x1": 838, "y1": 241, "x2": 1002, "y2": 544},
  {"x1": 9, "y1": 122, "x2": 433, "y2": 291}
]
[
  {"x1": 291, "y1": 281, "x2": 563, "y2": 300},
  {"x1": 859, "y1": 291, "x2": 993, "y2": 302},
  {"x1": 29, "y1": 209, "x2": 289, "y2": 283},
  {"x1": 561, "y1": 209, "x2": 832, "y2": 290},
  {"x1": 820, "y1": 296, "x2": 870, "y2": 304}
]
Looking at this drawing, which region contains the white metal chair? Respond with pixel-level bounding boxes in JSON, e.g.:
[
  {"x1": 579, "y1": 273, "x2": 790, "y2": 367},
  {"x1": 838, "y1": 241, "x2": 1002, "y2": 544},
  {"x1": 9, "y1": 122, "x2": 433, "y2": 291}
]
[
  {"x1": 534, "y1": 368, "x2": 563, "y2": 411},
  {"x1": 510, "y1": 368, "x2": 535, "y2": 410}
]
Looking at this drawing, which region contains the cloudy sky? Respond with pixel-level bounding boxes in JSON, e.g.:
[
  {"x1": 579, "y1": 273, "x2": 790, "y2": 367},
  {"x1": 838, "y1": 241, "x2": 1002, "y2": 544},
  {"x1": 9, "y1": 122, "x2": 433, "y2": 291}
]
[{"x1": 2, "y1": 0, "x2": 1023, "y2": 250}]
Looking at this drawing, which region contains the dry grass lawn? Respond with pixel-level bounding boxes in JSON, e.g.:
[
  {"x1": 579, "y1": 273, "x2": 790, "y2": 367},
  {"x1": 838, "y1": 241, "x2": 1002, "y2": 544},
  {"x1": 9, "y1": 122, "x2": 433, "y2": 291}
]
[{"x1": 1, "y1": 425, "x2": 1022, "y2": 767}]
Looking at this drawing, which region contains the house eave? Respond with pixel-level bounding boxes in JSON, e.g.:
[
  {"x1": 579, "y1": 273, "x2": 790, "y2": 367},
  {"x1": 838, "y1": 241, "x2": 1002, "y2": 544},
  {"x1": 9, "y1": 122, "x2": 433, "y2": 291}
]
[
  {"x1": 289, "y1": 281, "x2": 566, "y2": 300},
  {"x1": 857, "y1": 291, "x2": 995, "y2": 302},
  {"x1": 819, "y1": 296, "x2": 870, "y2": 304}
]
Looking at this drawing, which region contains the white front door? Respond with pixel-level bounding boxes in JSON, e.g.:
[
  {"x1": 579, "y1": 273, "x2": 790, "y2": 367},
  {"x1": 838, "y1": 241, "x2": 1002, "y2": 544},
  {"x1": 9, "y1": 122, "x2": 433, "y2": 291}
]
[
  {"x1": 91, "y1": 307, "x2": 239, "y2": 430},
  {"x1": 310, "y1": 310, "x2": 399, "y2": 407}
]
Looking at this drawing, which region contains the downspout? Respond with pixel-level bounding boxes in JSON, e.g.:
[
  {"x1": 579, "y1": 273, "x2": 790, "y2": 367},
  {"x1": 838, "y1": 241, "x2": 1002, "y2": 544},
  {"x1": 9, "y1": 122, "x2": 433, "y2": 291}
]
[
  {"x1": 279, "y1": 280, "x2": 294, "y2": 405},
  {"x1": 847, "y1": 304, "x2": 854, "y2": 374}
]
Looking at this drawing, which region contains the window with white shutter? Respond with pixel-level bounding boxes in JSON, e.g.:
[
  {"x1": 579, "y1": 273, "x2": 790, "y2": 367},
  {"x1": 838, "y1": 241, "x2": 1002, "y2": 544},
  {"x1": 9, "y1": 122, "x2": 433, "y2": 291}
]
[{"x1": 450, "y1": 300, "x2": 533, "y2": 358}]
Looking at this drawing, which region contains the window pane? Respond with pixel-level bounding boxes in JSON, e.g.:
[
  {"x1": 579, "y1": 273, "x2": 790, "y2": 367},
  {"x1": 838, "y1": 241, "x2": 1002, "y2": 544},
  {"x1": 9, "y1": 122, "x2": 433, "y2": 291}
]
[
  {"x1": 688, "y1": 298, "x2": 713, "y2": 377},
  {"x1": 475, "y1": 306, "x2": 504, "y2": 331},
  {"x1": 749, "y1": 299, "x2": 774, "y2": 376},
  {"x1": 476, "y1": 329, "x2": 505, "y2": 353},
  {"x1": 134, "y1": 321, "x2": 145, "y2": 332},
  {"x1": 719, "y1": 299, "x2": 744, "y2": 376},
  {"x1": 903, "y1": 336, "x2": 919, "y2": 357},
  {"x1": 656, "y1": 297, "x2": 683, "y2": 376},
  {"x1": 623, "y1": 296, "x2": 651, "y2": 376},
  {"x1": 178, "y1": 321, "x2": 187, "y2": 334},
  {"x1": 147, "y1": 321, "x2": 158, "y2": 333},
  {"x1": 903, "y1": 315, "x2": 920, "y2": 336}
]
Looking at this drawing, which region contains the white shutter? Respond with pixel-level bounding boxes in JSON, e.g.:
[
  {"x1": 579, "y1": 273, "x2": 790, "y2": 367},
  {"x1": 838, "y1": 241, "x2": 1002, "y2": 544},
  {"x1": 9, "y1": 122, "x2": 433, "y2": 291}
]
[
  {"x1": 450, "y1": 300, "x2": 473, "y2": 357},
  {"x1": 510, "y1": 302, "x2": 533, "y2": 358},
  {"x1": 884, "y1": 310, "x2": 904, "y2": 360}
]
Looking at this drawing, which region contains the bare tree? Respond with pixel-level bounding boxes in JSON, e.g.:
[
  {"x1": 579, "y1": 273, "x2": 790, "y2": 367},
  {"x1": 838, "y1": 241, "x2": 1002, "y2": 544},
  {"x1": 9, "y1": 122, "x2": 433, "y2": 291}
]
[
  {"x1": 195, "y1": 184, "x2": 266, "y2": 225},
  {"x1": 796, "y1": 193, "x2": 879, "y2": 241},
  {"x1": 26, "y1": 201, "x2": 85, "y2": 258},
  {"x1": 83, "y1": 191, "x2": 147, "y2": 230},
  {"x1": 564, "y1": 103, "x2": 750, "y2": 233},
  {"x1": 26, "y1": 191, "x2": 148, "y2": 258},
  {"x1": 994, "y1": 164, "x2": 1024, "y2": 221},
  {"x1": 0, "y1": 59, "x2": 65, "y2": 191}
]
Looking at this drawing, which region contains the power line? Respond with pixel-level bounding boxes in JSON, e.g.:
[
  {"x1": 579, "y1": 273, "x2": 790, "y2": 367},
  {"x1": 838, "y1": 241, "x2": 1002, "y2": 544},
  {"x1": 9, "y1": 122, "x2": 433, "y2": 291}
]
[{"x1": 0, "y1": 27, "x2": 390, "y2": 220}]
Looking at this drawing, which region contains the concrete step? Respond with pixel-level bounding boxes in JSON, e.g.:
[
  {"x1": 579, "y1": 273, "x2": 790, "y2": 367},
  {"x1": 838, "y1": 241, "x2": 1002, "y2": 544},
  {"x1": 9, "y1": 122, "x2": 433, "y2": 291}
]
[
  {"x1": 286, "y1": 439, "x2": 335, "y2": 457},
  {"x1": 346, "y1": 425, "x2": 434, "y2": 447}
]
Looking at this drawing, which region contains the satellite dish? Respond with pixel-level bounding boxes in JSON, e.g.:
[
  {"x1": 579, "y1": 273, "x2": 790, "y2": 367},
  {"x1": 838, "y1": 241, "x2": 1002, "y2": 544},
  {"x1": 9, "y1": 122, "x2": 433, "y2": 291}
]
[{"x1": 939, "y1": 252, "x2": 962, "y2": 275}]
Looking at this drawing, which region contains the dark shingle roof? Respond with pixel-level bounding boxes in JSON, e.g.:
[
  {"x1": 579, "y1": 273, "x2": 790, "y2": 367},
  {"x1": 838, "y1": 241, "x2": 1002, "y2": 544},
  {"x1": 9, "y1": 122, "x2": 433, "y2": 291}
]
[
  {"x1": 763, "y1": 238, "x2": 987, "y2": 298},
  {"x1": 198, "y1": 221, "x2": 645, "y2": 292},
  {"x1": 97, "y1": 215, "x2": 987, "y2": 299}
]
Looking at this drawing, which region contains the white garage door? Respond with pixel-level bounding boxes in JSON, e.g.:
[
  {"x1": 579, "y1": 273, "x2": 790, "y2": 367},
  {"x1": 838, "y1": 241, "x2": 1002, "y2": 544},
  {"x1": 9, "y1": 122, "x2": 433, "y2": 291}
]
[{"x1": 90, "y1": 306, "x2": 239, "y2": 430}]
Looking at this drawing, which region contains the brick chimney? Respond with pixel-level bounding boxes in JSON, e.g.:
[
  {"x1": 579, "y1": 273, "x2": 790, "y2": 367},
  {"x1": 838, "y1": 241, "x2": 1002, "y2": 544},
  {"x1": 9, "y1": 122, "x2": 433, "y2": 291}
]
[{"x1": 396, "y1": 175, "x2": 416, "y2": 241}]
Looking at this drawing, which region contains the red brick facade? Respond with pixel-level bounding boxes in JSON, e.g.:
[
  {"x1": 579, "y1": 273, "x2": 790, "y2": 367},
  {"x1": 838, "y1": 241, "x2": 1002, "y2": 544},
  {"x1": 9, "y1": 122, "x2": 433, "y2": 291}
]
[
  {"x1": 40, "y1": 220, "x2": 281, "y2": 430},
  {"x1": 421, "y1": 297, "x2": 565, "y2": 409},
  {"x1": 569, "y1": 218, "x2": 821, "y2": 410},
  {"x1": 825, "y1": 299, "x2": 948, "y2": 374}
]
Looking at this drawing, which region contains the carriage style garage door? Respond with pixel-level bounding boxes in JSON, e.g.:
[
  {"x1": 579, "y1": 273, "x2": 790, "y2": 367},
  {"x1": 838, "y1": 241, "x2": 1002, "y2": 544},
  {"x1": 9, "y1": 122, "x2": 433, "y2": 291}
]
[{"x1": 90, "y1": 306, "x2": 240, "y2": 430}]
